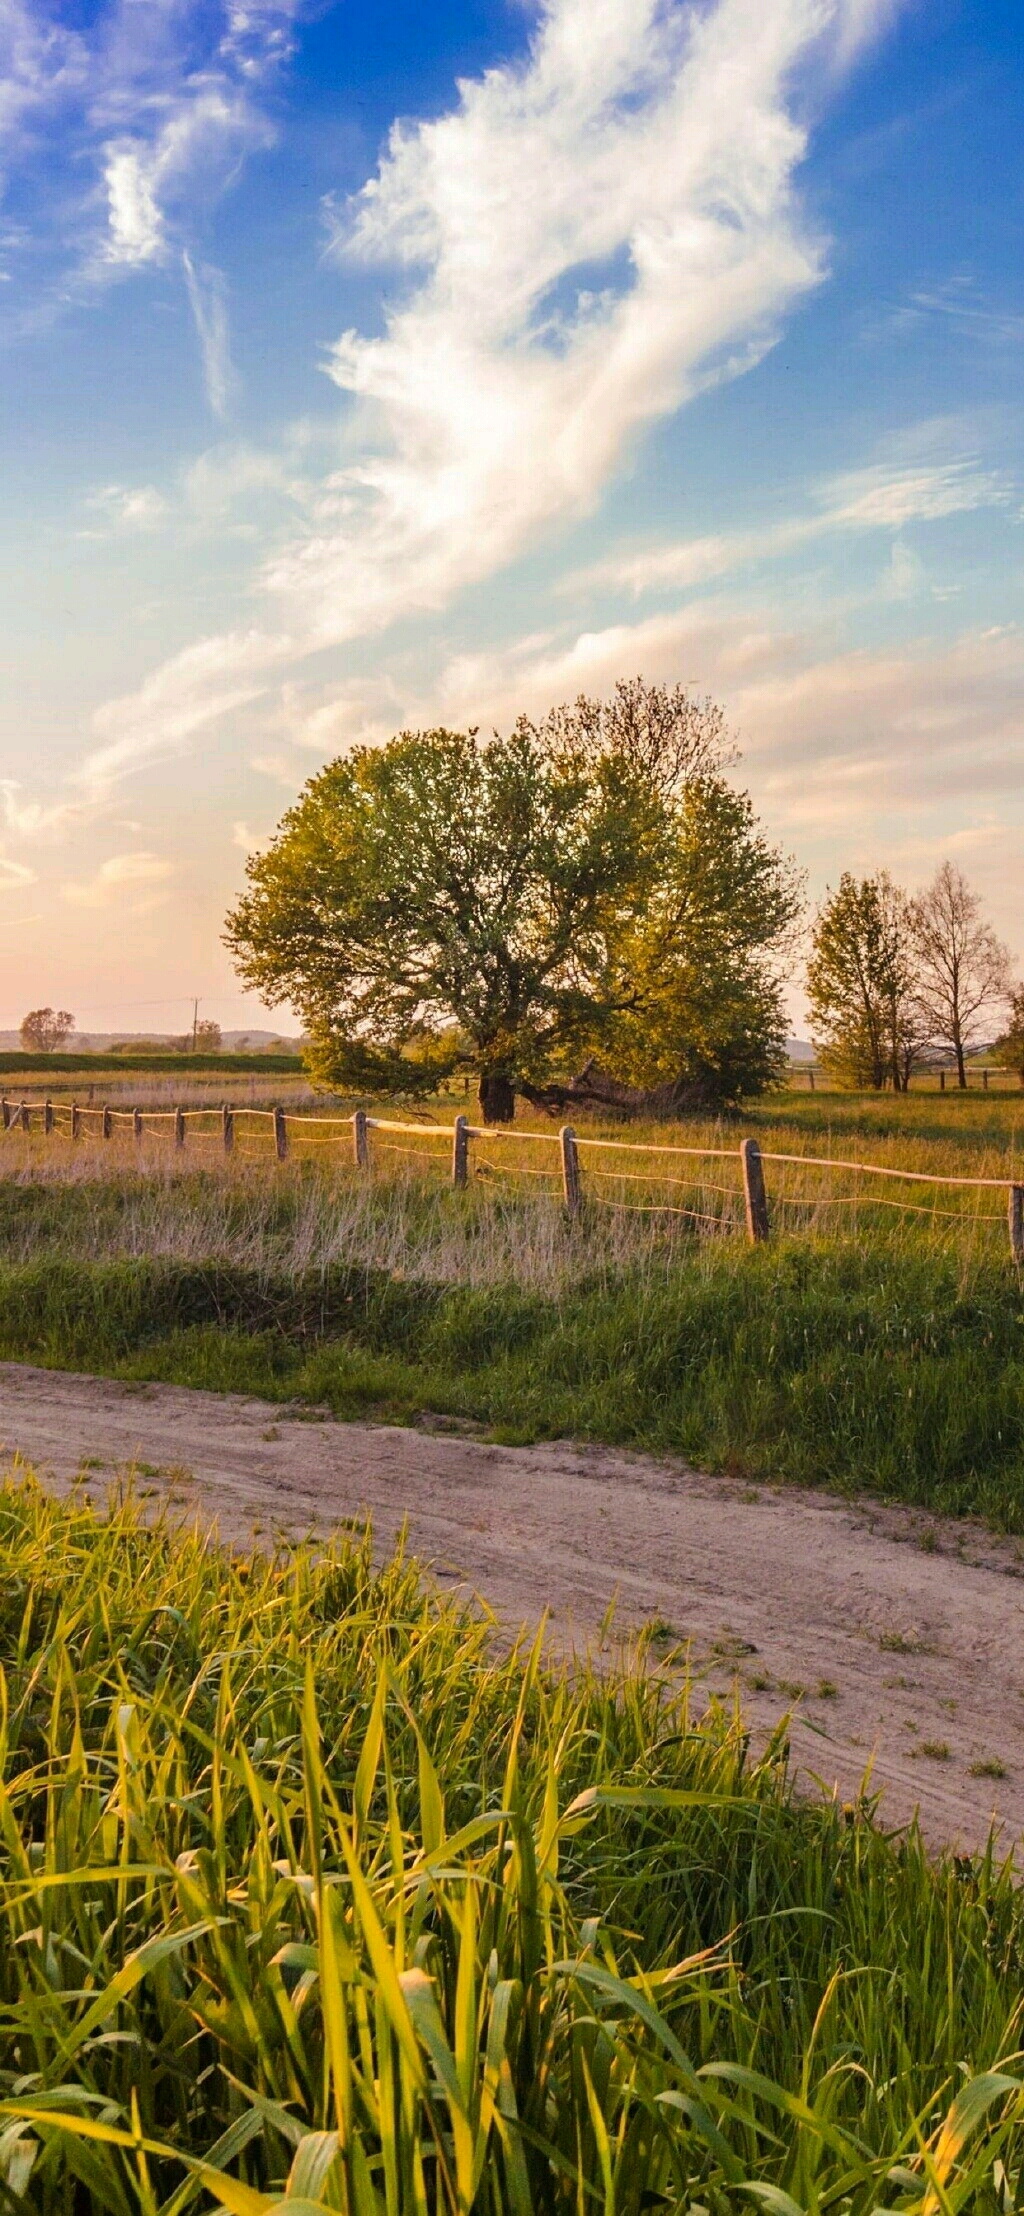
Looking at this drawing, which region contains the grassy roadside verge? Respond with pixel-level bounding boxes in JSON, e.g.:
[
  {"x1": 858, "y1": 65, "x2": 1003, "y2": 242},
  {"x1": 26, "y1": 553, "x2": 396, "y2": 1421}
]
[
  {"x1": 2, "y1": 1243, "x2": 1023, "y2": 1523},
  {"x1": 3, "y1": 1476, "x2": 1024, "y2": 2215}
]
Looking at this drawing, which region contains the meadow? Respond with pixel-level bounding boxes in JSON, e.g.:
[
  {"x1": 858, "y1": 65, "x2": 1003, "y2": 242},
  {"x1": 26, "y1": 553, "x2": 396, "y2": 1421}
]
[
  {"x1": 3, "y1": 1476, "x2": 1024, "y2": 2215},
  {"x1": 0, "y1": 1080, "x2": 1021, "y2": 1523}
]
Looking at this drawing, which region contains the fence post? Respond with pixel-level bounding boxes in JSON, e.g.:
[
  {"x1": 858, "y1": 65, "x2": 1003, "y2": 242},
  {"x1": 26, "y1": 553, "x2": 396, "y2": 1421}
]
[
  {"x1": 274, "y1": 1105, "x2": 287, "y2": 1161},
  {"x1": 71, "y1": 1103, "x2": 80, "y2": 1140},
  {"x1": 102, "y1": 1106, "x2": 111, "y2": 1139},
  {"x1": 983, "y1": 1068, "x2": 989, "y2": 1092},
  {"x1": 1011, "y1": 1186, "x2": 1024, "y2": 1269},
  {"x1": 134, "y1": 1107, "x2": 143, "y2": 1142},
  {"x1": 452, "y1": 1114, "x2": 469, "y2": 1189},
  {"x1": 560, "y1": 1125, "x2": 582, "y2": 1218},
  {"x1": 740, "y1": 1138, "x2": 769, "y2": 1244},
  {"x1": 940, "y1": 1069, "x2": 945, "y2": 1093},
  {"x1": 353, "y1": 1109, "x2": 369, "y2": 1168},
  {"x1": 809, "y1": 1069, "x2": 815, "y2": 1091},
  {"x1": 20, "y1": 1102, "x2": 30, "y2": 1133},
  {"x1": 44, "y1": 1099, "x2": 53, "y2": 1135},
  {"x1": 0, "y1": 1099, "x2": 8, "y2": 1130},
  {"x1": 222, "y1": 1104, "x2": 234, "y2": 1154},
  {"x1": 175, "y1": 1107, "x2": 185, "y2": 1149}
]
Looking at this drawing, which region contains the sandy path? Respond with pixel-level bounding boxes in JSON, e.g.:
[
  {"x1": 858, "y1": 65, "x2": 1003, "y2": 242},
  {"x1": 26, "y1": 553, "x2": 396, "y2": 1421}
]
[{"x1": 1, "y1": 1358, "x2": 1022, "y2": 1850}]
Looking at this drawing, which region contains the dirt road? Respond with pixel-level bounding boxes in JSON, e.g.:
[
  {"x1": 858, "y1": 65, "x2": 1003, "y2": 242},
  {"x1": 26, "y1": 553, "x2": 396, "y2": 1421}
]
[{"x1": 1, "y1": 1358, "x2": 1022, "y2": 1849}]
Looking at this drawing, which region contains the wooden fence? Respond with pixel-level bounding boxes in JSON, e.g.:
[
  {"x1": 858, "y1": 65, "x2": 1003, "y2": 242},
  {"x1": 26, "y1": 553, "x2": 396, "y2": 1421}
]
[
  {"x1": 789, "y1": 1062, "x2": 1016, "y2": 1093},
  {"x1": 3, "y1": 1093, "x2": 1023, "y2": 1265}
]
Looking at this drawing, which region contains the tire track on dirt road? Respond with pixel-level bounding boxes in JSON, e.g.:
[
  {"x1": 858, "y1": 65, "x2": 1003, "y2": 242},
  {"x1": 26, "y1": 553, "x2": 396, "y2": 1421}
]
[{"x1": 1, "y1": 1358, "x2": 1021, "y2": 1849}]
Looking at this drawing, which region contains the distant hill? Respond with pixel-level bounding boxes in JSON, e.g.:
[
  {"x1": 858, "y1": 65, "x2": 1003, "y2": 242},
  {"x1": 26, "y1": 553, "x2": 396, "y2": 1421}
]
[
  {"x1": 786, "y1": 1038, "x2": 814, "y2": 1063},
  {"x1": 0, "y1": 1030, "x2": 304, "y2": 1054}
]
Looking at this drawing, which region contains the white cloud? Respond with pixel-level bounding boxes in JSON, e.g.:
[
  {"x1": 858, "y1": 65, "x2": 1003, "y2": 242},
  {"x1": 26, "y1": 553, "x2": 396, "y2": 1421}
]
[
  {"x1": 86, "y1": 481, "x2": 168, "y2": 529},
  {"x1": 3, "y1": 0, "x2": 297, "y2": 305},
  {"x1": 61, "y1": 850, "x2": 174, "y2": 911},
  {"x1": 0, "y1": 0, "x2": 86, "y2": 156},
  {"x1": 6, "y1": 0, "x2": 918, "y2": 832},
  {"x1": 183, "y1": 251, "x2": 236, "y2": 417},
  {"x1": 102, "y1": 142, "x2": 163, "y2": 263},
  {"x1": 0, "y1": 856, "x2": 35, "y2": 888},
  {"x1": 232, "y1": 819, "x2": 271, "y2": 853},
  {"x1": 75, "y1": 628, "x2": 293, "y2": 799},
  {"x1": 310, "y1": 600, "x2": 1022, "y2": 894},
  {"x1": 266, "y1": 0, "x2": 898, "y2": 644},
  {"x1": 566, "y1": 447, "x2": 1013, "y2": 598},
  {"x1": 821, "y1": 455, "x2": 1010, "y2": 529}
]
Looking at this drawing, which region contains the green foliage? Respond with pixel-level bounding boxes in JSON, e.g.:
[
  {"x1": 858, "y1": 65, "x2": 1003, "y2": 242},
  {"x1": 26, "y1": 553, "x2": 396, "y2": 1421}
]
[
  {"x1": 1, "y1": 1229, "x2": 1022, "y2": 1522},
  {"x1": 995, "y1": 985, "x2": 1024, "y2": 1085},
  {"x1": 225, "y1": 683, "x2": 798, "y2": 1115},
  {"x1": 3, "y1": 1480, "x2": 1024, "y2": 2216},
  {"x1": 0, "y1": 1053, "x2": 303, "y2": 1076},
  {"x1": 807, "y1": 873, "x2": 920, "y2": 1091},
  {"x1": 224, "y1": 719, "x2": 655, "y2": 1112},
  {"x1": 18, "y1": 1007, "x2": 74, "y2": 1054},
  {"x1": 610, "y1": 778, "x2": 798, "y2": 1100}
]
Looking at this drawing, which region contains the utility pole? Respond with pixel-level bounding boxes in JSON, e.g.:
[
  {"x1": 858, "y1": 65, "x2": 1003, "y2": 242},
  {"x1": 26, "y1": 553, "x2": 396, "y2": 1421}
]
[{"x1": 192, "y1": 998, "x2": 199, "y2": 1054}]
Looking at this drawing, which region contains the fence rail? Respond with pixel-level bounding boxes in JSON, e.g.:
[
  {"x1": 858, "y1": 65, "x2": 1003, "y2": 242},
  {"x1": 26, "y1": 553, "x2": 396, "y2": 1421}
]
[
  {"x1": 789, "y1": 1061, "x2": 1017, "y2": 1093},
  {"x1": 3, "y1": 1094, "x2": 1023, "y2": 1265}
]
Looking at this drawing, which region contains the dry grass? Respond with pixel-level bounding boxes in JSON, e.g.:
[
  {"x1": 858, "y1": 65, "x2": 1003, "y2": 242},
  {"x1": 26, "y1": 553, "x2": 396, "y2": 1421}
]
[{"x1": 0, "y1": 1074, "x2": 1019, "y2": 1294}]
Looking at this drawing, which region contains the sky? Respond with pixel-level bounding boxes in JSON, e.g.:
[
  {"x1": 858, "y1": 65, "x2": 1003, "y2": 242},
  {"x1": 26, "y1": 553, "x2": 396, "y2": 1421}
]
[{"x1": 0, "y1": 0, "x2": 1020, "y2": 1036}]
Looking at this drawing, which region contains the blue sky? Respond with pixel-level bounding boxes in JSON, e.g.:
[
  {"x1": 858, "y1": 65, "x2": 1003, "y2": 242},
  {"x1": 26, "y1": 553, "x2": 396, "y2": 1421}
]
[{"x1": 0, "y1": 0, "x2": 1020, "y2": 1034}]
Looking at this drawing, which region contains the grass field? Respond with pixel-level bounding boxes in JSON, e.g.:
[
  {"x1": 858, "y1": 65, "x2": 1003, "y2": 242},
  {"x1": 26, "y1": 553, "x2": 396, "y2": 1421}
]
[
  {"x1": 0, "y1": 1084, "x2": 1022, "y2": 1524},
  {"x1": 3, "y1": 1476, "x2": 1024, "y2": 2215}
]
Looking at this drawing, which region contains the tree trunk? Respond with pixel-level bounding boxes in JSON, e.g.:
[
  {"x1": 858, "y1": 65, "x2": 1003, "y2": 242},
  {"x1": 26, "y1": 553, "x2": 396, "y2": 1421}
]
[
  {"x1": 955, "y1": 1035, "x2": 967, "y2": 1088},
  {"x1": 479, "y1": 1070, "x2": 516, "y2": 1124}
]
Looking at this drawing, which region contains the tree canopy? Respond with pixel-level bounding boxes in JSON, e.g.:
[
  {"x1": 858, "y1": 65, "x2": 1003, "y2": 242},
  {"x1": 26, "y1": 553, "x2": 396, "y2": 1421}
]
[
  {"x1": 995, "y1": 985, "x2": 1024, "y2": 1086},
  {"x1": 911, "y1": 861, "x2": 1011, "y2": 1088},
  {"x1": 19, "y1": 1007, "x2": 74, "y2": 1055},
  {"x1": 807, "y1": 874, "x2": 921, "y2": 1092},
  {"x1": 807, "y1": 862, "x2": 1012, "y2": 1091},
  {"x1": 225, "y1": 680, "x2": 799, "y2": 1119}
]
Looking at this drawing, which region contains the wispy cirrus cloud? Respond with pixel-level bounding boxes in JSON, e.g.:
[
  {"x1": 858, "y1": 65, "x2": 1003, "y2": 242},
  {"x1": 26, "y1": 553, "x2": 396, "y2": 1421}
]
[
  {"x1": 266, "y1": 0, "x2": 902, "y2": 645},
  {"x1": 0, "y1": 855, "x2": 35, "y2": 889},
  {"x1": 182, "y1": 250, "x2": 236, "y2": 417},
  {"x1": 61, "y1": 850, "x2": 174, "y2": 912},
  {"x1": 75, "y1": 629, "x2": 293, "y2": 803},
  {"x1": 2, "y1": 0, "x2": 904, "y2": 818},
  {"x1": 564, "y1": 442, "x2": 1014, "y2": 599},
  {"x1": 1, "y1": 0, "x2": 300, "y2": 374}
]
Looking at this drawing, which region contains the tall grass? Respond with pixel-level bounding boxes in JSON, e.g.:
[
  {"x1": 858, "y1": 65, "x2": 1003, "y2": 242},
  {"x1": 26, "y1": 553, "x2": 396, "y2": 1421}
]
[
  {"x1": 0, "y1": 1146, "x2": 1022, "y2": 1519},
  {"x1": 2, "y1": 1477, "x2": 1024, "y2": 2214},
  {"x1": 0, "y1": 1098, "x2": 1022, "y2": 1521}
]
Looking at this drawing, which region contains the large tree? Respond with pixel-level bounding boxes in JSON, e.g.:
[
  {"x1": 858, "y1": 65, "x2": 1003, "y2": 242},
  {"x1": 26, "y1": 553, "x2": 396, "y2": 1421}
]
[
  {"x1": 225, "y1": 681, "x2": 794, "y2": 1120},
  {"x1": 911, "y1": 862, "x2": 1011, "y2": 1088}
]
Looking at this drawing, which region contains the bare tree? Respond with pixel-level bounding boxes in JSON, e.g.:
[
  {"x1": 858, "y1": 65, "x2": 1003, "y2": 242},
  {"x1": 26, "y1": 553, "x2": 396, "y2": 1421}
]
[
  {"x1": 911, "y1": 863, "x2": 1011, "y2": 1087},
  {"x1": 530, "y1": 676, "x2": 733, "y2": 797},
  {"x1": 20, "y1": 1007, "x2": 75, "y2": 1054}
]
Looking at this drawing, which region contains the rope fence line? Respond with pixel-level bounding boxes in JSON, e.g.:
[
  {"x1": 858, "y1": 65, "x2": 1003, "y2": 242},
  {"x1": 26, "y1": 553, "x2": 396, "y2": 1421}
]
[
  {"x1": 771, "y1": 1190, "x2": 1008, "y2": 1224},
  {"x1": 760, "y1": 1148, "x2": 1013, "y2": 1191},
  {"x1": 2, "y1": 1094, "x2": 1022, "y2": 1266}
]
